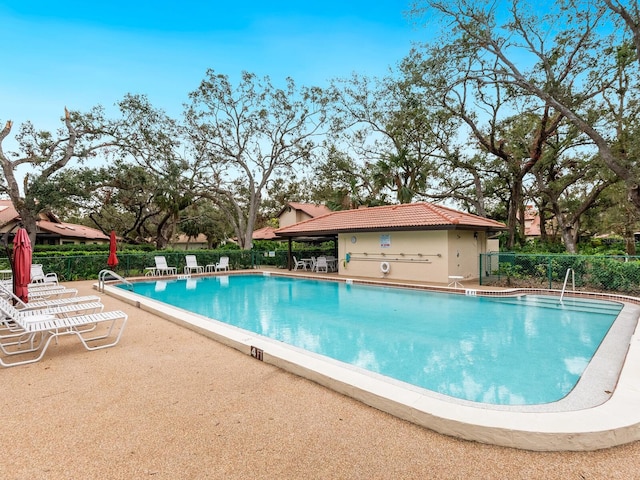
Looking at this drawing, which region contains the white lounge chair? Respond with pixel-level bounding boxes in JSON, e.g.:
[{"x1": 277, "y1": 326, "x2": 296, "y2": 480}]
[
  {"x1": 0, "y1": 296, "x2": 103, "y2": 320},
  {"x1": 30, "y1": 264, "x2": 59, "y2": 284},
  {"x1": 0, "y1": 298, "x2": 128, "y2": 368},
  {"x1": 27, "y1": 285, "x2": 78, "y2": 300},
  {"x1": 184, "y1": 255, "x2": 204, "y2": 274},
  {"x1": 0, "y1": 283, "x2": 99, "y2": 310},
  {"x1": 152, "y1": 256, "x2": 177, "y2": 276},
  {"x1": 0, "y1": 280, "x2": 78, "y2": 299},
  {"x1": 214, "y1": 256, "x2": 229, "y2": 272},
  {"x1": 293, "y1": 256, "x2": 307, "y2": 271}
]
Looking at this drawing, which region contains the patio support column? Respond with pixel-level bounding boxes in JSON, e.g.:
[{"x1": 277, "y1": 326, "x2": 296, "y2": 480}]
[{"x1": 287, "y1": 237, "x2": 293, "y2": 270}]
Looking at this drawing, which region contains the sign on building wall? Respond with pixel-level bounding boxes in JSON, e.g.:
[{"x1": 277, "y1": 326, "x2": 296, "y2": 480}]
[{"x1": 380, "y1": 234, "x2": 391, "y2": 248}]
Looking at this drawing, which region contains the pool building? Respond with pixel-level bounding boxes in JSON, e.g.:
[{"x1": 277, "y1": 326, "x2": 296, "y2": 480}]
[{"x1": 274, "y1": 202, "x2": 506, "y2": 284}]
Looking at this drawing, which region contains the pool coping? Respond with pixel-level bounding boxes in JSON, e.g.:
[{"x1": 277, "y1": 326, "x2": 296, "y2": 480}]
[{"x1": 100, "y1": 271, "x2": 640, "y2": 451}]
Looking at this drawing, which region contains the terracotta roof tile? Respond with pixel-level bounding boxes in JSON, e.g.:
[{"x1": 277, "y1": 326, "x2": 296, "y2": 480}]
[
  {"x1": 0, "y1": 200, "x2": 108, "y2": 240},
  {"x1": 252, "y1": 226, "x2": 278, "y2": 240},
  {"x1": 0, "y1": 200, "x2": 22, "y2": 228},
  {"x1": 275, "y1": 202, "x2": 506, "y2": 236},
  {"x1": 37, "y1": 220, "x2": 109, "y2": 240}
]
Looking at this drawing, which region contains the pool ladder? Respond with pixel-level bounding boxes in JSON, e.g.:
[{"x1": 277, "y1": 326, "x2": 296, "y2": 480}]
[
  {"x1": 98, "y1": 269, "x2": 133, "y2": 293},
  {"x1": 559, "y1": 268, "x2": 575, "y2": 303}
]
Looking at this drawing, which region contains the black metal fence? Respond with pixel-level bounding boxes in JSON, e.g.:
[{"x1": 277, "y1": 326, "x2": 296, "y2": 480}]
[{"x1": 480, "y1": 252, "x2": 640, "y2": 295}]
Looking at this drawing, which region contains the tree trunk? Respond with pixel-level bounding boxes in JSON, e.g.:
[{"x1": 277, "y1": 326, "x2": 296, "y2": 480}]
[{"x1": 506, "y1": 177, "x2": 524, "y2": 250}]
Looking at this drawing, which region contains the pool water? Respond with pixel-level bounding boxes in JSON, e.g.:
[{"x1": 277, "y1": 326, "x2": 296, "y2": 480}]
[{"x1": 126, "y1": 275, "x2": 622, "y2": 405}]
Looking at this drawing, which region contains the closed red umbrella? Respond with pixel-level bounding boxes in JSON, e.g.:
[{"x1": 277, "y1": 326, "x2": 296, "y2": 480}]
[
  {"x1": 12, "y1": 228, "x2": 32, "y2": 303},
  {"x1": 107, "y1": 230, "x2": 119, "y2": 268}
]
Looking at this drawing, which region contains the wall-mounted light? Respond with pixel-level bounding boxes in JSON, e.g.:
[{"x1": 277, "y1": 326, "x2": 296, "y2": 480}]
[{"x1": 474, "y1": 232, "x2": 478, "y2": 239}]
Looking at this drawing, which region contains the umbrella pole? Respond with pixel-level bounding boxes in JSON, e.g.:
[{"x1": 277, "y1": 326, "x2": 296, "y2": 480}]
[{"x1": 2, "y1": 225, "x2": 18, "y2": 306}]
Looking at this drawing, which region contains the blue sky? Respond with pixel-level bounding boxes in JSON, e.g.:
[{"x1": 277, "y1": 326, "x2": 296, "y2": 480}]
[{"x1": 1, "y1": 1, "x2": 421, "y2": 133}]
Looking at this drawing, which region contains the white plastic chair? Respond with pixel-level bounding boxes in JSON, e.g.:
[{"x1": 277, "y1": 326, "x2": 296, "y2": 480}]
[
  {"x1": 215, "y1": 256, "x2": 230, "y2": 272},
  {"x1": 293, "y1": 256, "x2": 307, "y2": 271},
  {"x1": 153, "y1": 256, "x2": 177, "y2": 276},
  {"x1": 183, "y1": 255, "x2": 204, "y2": 274},
  {"x1": 0, "y1": 296, "x2": 128, "y2": 368},
  {"x1": 30, "y1": 264, "x2": 58, "y2": 284},
  {"x1": 315, "y1": 257, "x2": 329, "y2": 273},
  {"x1": 326, "y1": 256, "x2": 337, "y2": 272},
  {"x1": 0, "y1": 283, "x2": 99, "y2": 310}
]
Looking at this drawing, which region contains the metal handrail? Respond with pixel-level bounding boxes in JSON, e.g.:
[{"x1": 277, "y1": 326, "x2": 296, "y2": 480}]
[
  {"x1": 98, "y1": 269, "x2": 133, "y2": 293},
  {"x1": 559, "y1": 268, "x2": 575, "y2": 303}
]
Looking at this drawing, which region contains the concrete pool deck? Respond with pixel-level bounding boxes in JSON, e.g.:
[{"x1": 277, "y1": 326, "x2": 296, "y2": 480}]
[
  {"x1": 102, "y1": 270, "x2": 640, "y2": 452},
  {"x1": 3, "y1": 278, "x2": 640, "y2": 478}
]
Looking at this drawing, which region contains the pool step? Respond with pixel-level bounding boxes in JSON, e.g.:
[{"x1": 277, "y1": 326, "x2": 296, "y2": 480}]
[{"x1": 488, "y1": 295, "x2": 623, "y2": 314}]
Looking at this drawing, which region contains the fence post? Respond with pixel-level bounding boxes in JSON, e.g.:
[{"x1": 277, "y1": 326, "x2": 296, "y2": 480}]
[{"x1": 548, "y1": 257, "x2": 553, "y2": 289}]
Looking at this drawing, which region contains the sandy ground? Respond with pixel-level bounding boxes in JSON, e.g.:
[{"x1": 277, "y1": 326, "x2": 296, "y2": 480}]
[{"x1": 2, "y1": 280, "x2": 640, "y2": 480}]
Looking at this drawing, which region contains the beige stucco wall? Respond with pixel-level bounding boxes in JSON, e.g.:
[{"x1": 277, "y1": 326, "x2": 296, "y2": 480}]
[
  {"x1": 279, "y1": 208, "x2": 312, "y2": 228},
  {"x1": 337, "y1": 230, "x2": 487, "y2": 284}
]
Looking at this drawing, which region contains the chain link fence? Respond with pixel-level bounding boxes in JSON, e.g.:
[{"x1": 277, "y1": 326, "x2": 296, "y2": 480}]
[
  {"x1": 0, "y1": 248, "x2": 335, "y2": 282},
  {"x1": 480, "y1": 252, "x2": 640, "y2": 295},
  {"x1": 6, "y1": 248, "x2": 636, "y2": 295}
]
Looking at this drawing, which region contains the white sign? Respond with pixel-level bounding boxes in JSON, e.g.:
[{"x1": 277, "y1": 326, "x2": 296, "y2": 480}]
[{"x1": 380, "y1": 234, "x2": 391, "y2": 248}]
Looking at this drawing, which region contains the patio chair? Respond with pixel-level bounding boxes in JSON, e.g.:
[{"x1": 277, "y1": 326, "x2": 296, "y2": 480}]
[
  {"x1": 153, "y1": 256, "x2": 177, "y2": 276},
  {"x1": 27, "y1": 285, "x2": 79, "y2": 300},
  {"x1": 0, "y1": 299, "x2": 128, "y2": 368},
  {"x1": 30, "y1": 264, "x2": 58, "y2": 284},
  {"x1": 315, "y1": 256, "x2": 329, "y2": 273},
  {"x1": 0, "y1": 296, "x2": 103, "y2": 321},
  {"x1": 214, "y1": 256, "x2": 230, "y2": 272},
  {"x1": 184, "y1": 255, "x2": 204, "y2": 274},
  {"x1": 0, "y1": 283, "x2": 99, "y2": 310},
  {"x1": 293, "y1": 256, "x2": 307, "y2": 271},
  {"x1": 326, "y1": 256, "x2": 337, "y2": 272},
  {"x1": 0, "y1": 280, "x2": 81, "y2": 300}
]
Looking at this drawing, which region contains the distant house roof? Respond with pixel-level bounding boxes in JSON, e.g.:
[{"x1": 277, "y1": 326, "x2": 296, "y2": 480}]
[
  {"x1": 0, "y1": 202, "x2": 28, "y2": 227},
  {"x1": 0, "y1": 200, "x2": 109, "y2": 241},
  {"x1": 277, "y1": 202, "x2": 332, "y2": 219},
  {"x1": 252, "y1": 226, "x2": 278, "y2": 240},
  {"x1": 523, "y1": 206, "x2": 541, "y2": 237},
  {"x1": 275, "y1": 202, "x2": 506, "y2": 237},
  {"x1": 37, "y1": 220, "x2": 110, "y2": 240}
]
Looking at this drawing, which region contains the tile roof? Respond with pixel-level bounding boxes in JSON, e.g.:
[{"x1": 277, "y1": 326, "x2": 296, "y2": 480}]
[
  {"x1": 252, "y1": 226, "x2": 278, "y2": 240},
  {"x1": 275, "y1": 202, "x2": 506, "y2": 237},
  {"x1": 0, "y1": 202, "x2": 19, "y2": 227},
  {"x1": 36, "y1": 220, "x2": 109, "y2": 240},
  {"x1": 0, "y1": 200, "x2": 108, "y2": 240}
]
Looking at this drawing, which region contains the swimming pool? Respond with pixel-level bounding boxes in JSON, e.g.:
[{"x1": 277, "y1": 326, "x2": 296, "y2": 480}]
[
  {"x1": 123, "y1": 274, "x2": 622, "y2": 406},
  {"x1": 108, "y1": 271, "x2": 640, "y2": 450}
]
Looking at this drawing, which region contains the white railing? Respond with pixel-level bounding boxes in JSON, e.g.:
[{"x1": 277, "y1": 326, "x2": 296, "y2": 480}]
[
  {"x1": 98, "y1": 269, "x2": 133, "y2": 292},
  {"x1": 559, "y1": 268, "x2": 575, "y2": 303}
]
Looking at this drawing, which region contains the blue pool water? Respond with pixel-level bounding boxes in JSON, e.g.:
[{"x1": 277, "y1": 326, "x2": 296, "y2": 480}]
[{"x1": 125, "y1": 275, "x2": 622, "y2": 405}]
